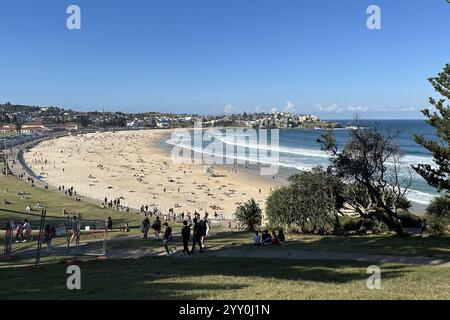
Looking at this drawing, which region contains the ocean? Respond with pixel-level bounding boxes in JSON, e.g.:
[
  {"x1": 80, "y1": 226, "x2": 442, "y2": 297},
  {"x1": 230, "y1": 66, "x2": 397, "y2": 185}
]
[{"x1": 166, "y1": 120, "x2": 439, "y2": 206}]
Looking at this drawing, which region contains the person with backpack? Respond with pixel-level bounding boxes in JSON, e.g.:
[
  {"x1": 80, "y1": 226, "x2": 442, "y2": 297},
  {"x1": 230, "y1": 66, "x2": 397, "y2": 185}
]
[
  {"x1": 152, "y1": 216, "x2": 162, "y2": 240},
  {"x1": 191, "y1": 218, "x2": 203, "y2": 253},
  {"x1": 163, "y1": 222, "x2": 173, "y2": 256},
  {"x1": 141, "y1": 217, "x2": 150, "y2": 239},
  {"x1": 181, "y1": 220, "x2": 191, "y2": 256}
]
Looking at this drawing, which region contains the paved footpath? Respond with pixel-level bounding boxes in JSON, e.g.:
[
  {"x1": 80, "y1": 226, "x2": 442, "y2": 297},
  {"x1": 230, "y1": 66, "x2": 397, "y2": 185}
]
[{"x1": 6, "y1": 234, "x2": 449, "y2": 267}]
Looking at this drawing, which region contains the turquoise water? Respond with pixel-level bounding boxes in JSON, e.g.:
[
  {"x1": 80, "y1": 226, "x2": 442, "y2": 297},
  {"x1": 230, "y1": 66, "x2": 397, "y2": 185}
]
[{"x1": 167, "y1": 120, "x2": 440, "y2": 205}]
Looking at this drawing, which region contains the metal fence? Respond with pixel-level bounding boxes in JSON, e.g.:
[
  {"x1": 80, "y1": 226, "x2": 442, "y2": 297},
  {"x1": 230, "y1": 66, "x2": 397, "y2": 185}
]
[{"x1": 1, "y1": 208, "x2": 109, "y2": 267}]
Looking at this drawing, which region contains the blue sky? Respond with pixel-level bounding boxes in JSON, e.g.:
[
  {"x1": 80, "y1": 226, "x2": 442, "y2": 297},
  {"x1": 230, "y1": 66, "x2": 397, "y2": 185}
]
[{"x1": 0, "y1": 0, "x2": 449, "y2": 119}]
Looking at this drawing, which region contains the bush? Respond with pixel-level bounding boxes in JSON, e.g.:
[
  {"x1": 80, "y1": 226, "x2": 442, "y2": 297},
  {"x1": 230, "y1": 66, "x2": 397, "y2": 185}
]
[
  {"x1": 426, "y1": 195, "x2": 450, "y2": 235},
  {"x1": 266, "y1": 168, "x2": 343, "y2": 234},
  {"x1": 339, "y1": 216, "x2": 374, "y2": 233},
  {"x1": 397, "y1": 211, "x2": 421, "y2": 228},
  {"x1": 427, "y1": 216, "x2": 449, "y2": 235},
  {"x1": 234, "y1": 199, "x2": 262, "y2": 231},
  {"x1": 372, "y1": 220, "x2": 389, "y2": 235}
]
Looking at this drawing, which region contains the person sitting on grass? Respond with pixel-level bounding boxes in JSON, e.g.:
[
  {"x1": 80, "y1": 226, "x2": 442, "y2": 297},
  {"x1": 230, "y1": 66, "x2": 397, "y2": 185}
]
[
  {"x1": 271, "y1": 232, "x2": 279, "y2": 245},
  {"x1": 278, "y1": 229, "x2": 285, "y2": 244},
  {"x1": 261, "y1": 230, "x2": 272, "y2": 245},
  {"x1": 253, "y1": 230, "x2": 261, "y2": 246},
  {"x1": 122, "y1": 223, "x2": 130, "y2": 232},
  {"x1": 163, "y1": 222, "x2": 173, "y2": 256}
]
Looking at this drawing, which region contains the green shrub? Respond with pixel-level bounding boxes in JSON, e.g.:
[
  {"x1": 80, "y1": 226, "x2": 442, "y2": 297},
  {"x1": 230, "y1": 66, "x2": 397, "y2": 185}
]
[
  {"x1": 372, "y1": 220, "x2": 389, "y2": 234},
  {"x1": 339, "y1": 216, "x2": 374, "y2": 233},
  {"x1": 266, "y1": 168, "x2": 343, "y2": 234},
  {"x1": 397, "y1": 211, "x2": 421, "y2": 228},
  {"x1": 425, "y1": 195, "x2": 450, "y2": 235},
  {"x1": 427, "y1": 216, "x2": 449, "y2": 235},
  {"x1": 234, "y1": 199, "x2": 262, "y2": 231}
]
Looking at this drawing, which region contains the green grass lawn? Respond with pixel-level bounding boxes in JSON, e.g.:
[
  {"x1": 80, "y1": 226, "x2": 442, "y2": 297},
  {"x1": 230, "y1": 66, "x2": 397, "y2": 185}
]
[
  {"x1": 0, "y1": 174, "x2": 143, "y2": 227},
  {"x1": 260, "y1": 233, "x2": 450, "y2": 258},
  {"x1": 1, "y1": 256, "x2": 449, "y2": 300},
  {"x1": 2, "y1": 173, "x2": 450, "y2": 300}
]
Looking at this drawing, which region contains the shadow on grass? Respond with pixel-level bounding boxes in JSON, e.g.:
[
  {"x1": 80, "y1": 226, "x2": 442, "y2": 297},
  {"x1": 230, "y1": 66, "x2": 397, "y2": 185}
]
[
  {"x1": 0, "y1": 255, "x2": 411, "y2": 299},
  {"x1": 284, "y1": 234, "x2": 450, "y2": 257},
  {"x1": 199, "y1": 231, "x2": 450, "y2": 258}
]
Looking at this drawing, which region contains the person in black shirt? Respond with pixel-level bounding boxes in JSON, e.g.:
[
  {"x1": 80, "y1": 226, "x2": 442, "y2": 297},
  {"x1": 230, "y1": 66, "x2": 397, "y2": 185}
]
[
  {"x1": 191, "y1": 218, "x2": 203, "y2": 253},
  {"x1": 181, "y1": 220, "x2": 191, "y2": 255},
  {"x1": 262, "y1": 230, "x2": 272, "y2": 245},
  {"x1": 141, "y1": 217, "x2": 150, "y2": 239},
  {"x1": 163, "y1": 222, "x2": 173, "y2": 256},
  {"x1": 278, "y1": 229, "x2": 285, "y2": 244},
  {"x1": 107, "y1": 217, "x2": 113, "y2": 231}
]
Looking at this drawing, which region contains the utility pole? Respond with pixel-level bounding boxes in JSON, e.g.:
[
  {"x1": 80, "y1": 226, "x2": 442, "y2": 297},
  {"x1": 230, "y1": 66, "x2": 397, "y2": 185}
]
[{"x1": 2, "y1": 130, "x2": 7, "y2": 175}]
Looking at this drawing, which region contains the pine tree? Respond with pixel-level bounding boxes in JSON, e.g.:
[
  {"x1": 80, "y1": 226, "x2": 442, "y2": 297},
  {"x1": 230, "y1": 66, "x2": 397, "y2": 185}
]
[{"x1": 413, "y1": 64, "x2": 450, "y2": 192}]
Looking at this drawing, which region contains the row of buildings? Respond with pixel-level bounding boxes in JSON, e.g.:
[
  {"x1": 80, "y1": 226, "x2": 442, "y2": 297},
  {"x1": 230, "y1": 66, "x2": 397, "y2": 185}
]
[
  {"x1": 0, "y1": 121, "x2": 78, "y2": 134},
  {"x1": 1, "y1": 103, "x2": 341, "y2": 133}
]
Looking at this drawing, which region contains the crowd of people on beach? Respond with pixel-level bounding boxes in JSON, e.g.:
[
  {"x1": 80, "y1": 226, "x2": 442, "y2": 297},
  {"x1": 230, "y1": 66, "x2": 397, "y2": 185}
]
[{"x1": 102, "y1": 196, "x2": 130, "y2": 212}]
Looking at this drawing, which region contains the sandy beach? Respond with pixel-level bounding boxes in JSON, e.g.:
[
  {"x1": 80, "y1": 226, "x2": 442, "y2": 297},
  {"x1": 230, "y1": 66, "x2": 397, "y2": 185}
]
[{"x1": 23, "y1": 130, "x2": 278, "y2": 219}]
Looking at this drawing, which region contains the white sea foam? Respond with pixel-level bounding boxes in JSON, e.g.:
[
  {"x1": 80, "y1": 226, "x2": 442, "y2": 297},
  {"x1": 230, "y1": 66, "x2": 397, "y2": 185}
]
[{"x1": 166, "y1": 132, "x2": 438, "y2": 205}]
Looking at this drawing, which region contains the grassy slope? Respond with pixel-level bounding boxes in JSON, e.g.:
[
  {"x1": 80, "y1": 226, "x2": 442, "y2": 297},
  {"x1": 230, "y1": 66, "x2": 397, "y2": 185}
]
[
  {"x1": 1, "y1": 174, "x2": 450, "y2": 300},
  {"x1": 1, "y1": 256, "x2": 449, "y2": 300},
  {"x1": 0, "y1": 175, "x2": 142, "y2": 226}
]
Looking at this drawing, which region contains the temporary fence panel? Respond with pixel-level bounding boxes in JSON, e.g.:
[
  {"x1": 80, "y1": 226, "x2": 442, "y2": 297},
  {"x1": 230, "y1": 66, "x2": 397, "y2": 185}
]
[{"x1": 1, "y1": 208, "x2": 110, "y2": 265}]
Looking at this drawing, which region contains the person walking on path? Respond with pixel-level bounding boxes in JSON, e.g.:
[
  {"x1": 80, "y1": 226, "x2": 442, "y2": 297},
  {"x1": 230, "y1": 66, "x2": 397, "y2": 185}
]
[
  {"x1": 141, "y1": 217, "x2": 150, "y2": 239},
  {"x1": 181, "y1": 220, "x2": 191, "y2": 256},
  {"x1": 44, "y1": 224, "x2": 56, "y2": 253},
  {"x1": 69, "y1": 216, "x2": 79, "y2": 244},
  {"x1": 152, "y1": 216, "x2": 162, "y2": 240},
  {"x1": 163, "y1": 222, "x2": 173, "y2": 256},
  {"x1": 22, "y1": 219, "x2": 32, "y2": 243},
  {"x1": 191, "y1": 218, "x2": 203, "y2": 253},
  {"x1": 107, "y1": 217, "x2": 113, "y2": 231}
]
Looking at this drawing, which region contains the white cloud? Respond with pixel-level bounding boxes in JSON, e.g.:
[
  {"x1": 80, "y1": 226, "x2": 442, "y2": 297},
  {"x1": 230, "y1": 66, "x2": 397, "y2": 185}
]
[
  {"x1": 283, "y1": 101, "x2": 296, "y2": 113},
  {"x1": 400, "y1": 106, "x2": 416, "y2": 112},
  {"x1": 270, "y1": 107, "x2": 278, "y2": 113},
  {"x1": 374, "y1": 107, "x2": 390, "y2": 112},
  {"x1": 347, "y1": 105, "x2": 369, "y2": 112},
  {"x1": 316, "y1": 103, "x2": 344, "y2": 113}
]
